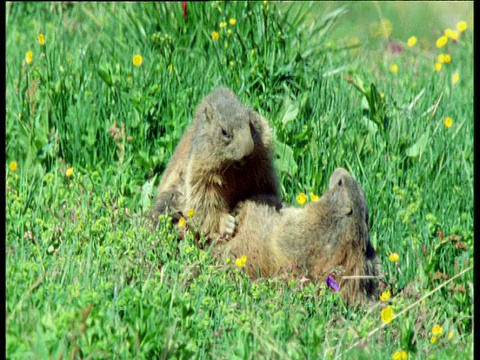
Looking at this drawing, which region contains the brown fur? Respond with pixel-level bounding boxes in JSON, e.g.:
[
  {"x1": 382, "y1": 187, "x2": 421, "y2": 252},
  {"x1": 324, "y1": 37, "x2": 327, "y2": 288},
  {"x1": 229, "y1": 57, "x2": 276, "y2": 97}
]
[
  {"x1": 214, "y1": 168, "x2": 382, "y2": 303},
  {"x1": 149, "y1": 87, "x2": 282, "y2": 238}
]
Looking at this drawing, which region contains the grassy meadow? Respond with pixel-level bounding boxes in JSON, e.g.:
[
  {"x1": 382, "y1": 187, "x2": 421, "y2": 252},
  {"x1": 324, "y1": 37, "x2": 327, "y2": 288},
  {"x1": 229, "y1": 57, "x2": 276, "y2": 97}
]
[{"x1": 5, "y1": 2, "x2": 473, "y2": 359}]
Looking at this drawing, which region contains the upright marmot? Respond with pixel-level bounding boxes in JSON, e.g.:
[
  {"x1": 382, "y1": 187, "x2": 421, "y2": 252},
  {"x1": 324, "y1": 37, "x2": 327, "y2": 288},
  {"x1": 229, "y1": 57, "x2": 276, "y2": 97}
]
[
  {"x1": 215, "y1": 168, "x2": 381, "y2": 302},
  {"x1": 149, "y1": 87, "x2": 282, "y2": 239}
]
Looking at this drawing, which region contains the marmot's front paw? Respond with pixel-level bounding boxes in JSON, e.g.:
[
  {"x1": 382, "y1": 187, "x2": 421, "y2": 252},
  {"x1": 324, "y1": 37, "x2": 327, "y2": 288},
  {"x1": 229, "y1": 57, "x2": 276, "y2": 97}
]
[{"x1": 220, "y1": 213, "x2": 237, "y2": 238}]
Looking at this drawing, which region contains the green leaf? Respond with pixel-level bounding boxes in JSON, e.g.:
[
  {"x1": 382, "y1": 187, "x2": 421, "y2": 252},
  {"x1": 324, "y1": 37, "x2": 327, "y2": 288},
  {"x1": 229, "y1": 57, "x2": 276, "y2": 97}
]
[
  {"x1": 98, "y1": 69, "x2": 113, "y2": 87},
  {"x1": 405, "y1": 131, "x2": 429, "y2": 157},
  {"x1": 274, "y1": 139, "x2": 298, "y2": 176},
  {"x1": 281, "y1": 102, "x2": 299, "y2": 126},
  {"x1": 141, "y1": 175, "x2": 157, "y2": 213}
]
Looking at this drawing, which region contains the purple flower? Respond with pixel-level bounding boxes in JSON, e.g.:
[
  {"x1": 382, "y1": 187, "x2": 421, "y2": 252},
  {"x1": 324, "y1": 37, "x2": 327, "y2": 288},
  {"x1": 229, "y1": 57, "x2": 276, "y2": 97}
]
[{"x1": 325, "y1": 276, "x2": 339, "y2": 292}]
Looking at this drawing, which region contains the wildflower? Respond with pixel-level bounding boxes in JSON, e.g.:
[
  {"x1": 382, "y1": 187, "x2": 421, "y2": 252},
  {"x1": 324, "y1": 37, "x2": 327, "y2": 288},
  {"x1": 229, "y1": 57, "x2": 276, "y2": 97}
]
[
  {"x1": 235, "y1": 255, "x2": 247, "y2": 268},
  {"x1": 325, "y1": 276, "x2": 339, "y2": 292},
  {"x1": 132, "y1": 54, "x2": 143, "y2": 67},
  {"x1": 25, "y1": 50, "x2": 33, "y2": 65},
  {"x1": 380, "y1": 290, "x2": 391, "y2": 302},
  {"x1": 434, "y1": 63, "x2": 442, "y2": 72},
  {"x1": 187, "y1": 209, "x2": 194, "y2": 218},
  {"x1": 430, "y1": 336, "x2": 437, "y2": 344},
  {"x1": 219, "y1": 21, "x2": 227, "y2": 28},
  {"x1": 296, "y1": 192, "x2": 307, "y2": 206},
  {"x1": 392, "y1": 350, "x2": 408, "y2": 360},
  {"x1": 456, "y1": 21, "x2": 467, "y2": 32},
  {"x1": 438, "y1": 54, "x2": 451, "y2": 63},
  {"x1": 229, "y1": 18, "x2": 236, "y2": 26},
  {"x1": 169, "y1": 63, "x2": 174, "y2": 73},
  {"x1": 445, "y1": 29, "x2": 459, "y2": 40},
  {"x1": 178, "y1": 217, "x2": 186, "y2": 228},
  {"x1": 250, "y1": 49, "x2": 255, "y2": 56},
  {"x1": 448, "y1": 331, "x2": 454, "y2": 339},
  {"x1": 452, "y1": 72, "x2": 459, "y2": 85},
  {"x1": 66, "y1": 167, "x2": 74, "y2": 178},
  {"x1": 444, "y1": 116, "x2": 453, "y2": 128},
  {"x1": 9, "y1": 161, "x2": 18, "y2": 172},
  {"x1": 389, "y1": 64, "x2": 398, "y2": 74},
  {"x1": 225, "y1": 257, "x2": 231, "y2": 264},
  {"x1": 212, "y1": 31, "x2": 220, "y2": 41},
  {"x1": 227, "y1": 29, "x2": 232, "y2": 36},
  {"x1": 388, "y1": 252, "x2": 400, "y2": 262},
  {"x1": 309, "y1": 192, "x2": 320, "y2": 202},
  {"x1": 407, "y1": 36, "x2": 417, "y2": 47},
  {"x1": 432, "y1": 324, "x2": 444, "y2": 336},
  {"x1": 182, "y1": 1, "x2": 187, "y2": 20},
  {"x1": 436, "y1": 35, "x2": 448, "y2": 48},
  {"x1": 381, "y1": 306, "x2": 394, "y2": 323},
  {"x1": 38, "y1": 33, "x2": 45, "y2": 46}
]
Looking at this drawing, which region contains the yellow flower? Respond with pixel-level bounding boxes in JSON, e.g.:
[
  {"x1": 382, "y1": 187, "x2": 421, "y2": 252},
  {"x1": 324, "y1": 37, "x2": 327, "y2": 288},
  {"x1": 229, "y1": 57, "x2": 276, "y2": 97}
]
[
  {"x1": 444, "y1": 116, "x2": 453, "y2": 128},
  {"x1": 187, "y1": 209, "x2": 194, "y2": 218},
  {"x1": 309, "y1": 193, "x2": 320, "y2": 202},
  {"x1": 25, "y1": 50, "x2": 33, "y2": 65},
  {"x1": 169, "y1": 63, "x2": 174, "y2": 73},
  {"x1": 432, "y1": 324, "x2": 444, "y2": 336},
  {"x1": 380, "y1": 290, "x2": 391, "y2": 302},
  {"x1": 448, "y1": 331, "x2": 454, "y2": 339},
  {"x1": 225, "y1": 257, "x2": 231, "y2": 264},
  {"x1": 296, "y1": 192, "x2": 307, "y2": 206},
  {"x1": 407, "y1": 36, "x2": 417, "y2": 47},
  {"x1": 445, "y1": 29, "x2": 459, "y2": 40},
  {"x1": 434, "y1": 63, "x2": 442, "y2": 72},
  {"x1": 212, "y1": 31, "x2": 220, "y2": 41},
  {"x1": 381, "y1": 306, "x2": 394, "y2": 323},
  {"x1": 178, "y1": 217, "x2": 186, "y2": 228},
  {"x1": 219, "y1": 21, "x2": 227, "y2": 28},
  {"x1": 430, "y1": 336, "x2": 437, "y2": 344},
  {"x1": 235, "y1": 255, "x2": 247, "y2": 268},
  {"x1": 389, "y1": 64, "x2": 398, "y2": 74},
  {"x1": 66, "y1": 167, "x2": 74, "y2": 178},
  {"x1": 229, "y1": 18, "x2": 236, "y2": 26},
  {"x1": 457, "y1": 20, "x2": 467, "y2": 32},
  {"x1": 436, "y1": 35, "x2": 448, "y2": 48},
  {"x1": 438, "y1": 54, "x2": 451, "y2": 64},
  {"x1": 452, "y1": 72, "x2": 459, "y2": 85},
  {"x1": 132, "y1": 54, "x2": 143, "y2": 67},
  {"x1": 392, "y1": 350, "x2": 408, "y2": 360},
  {"x1": 9, "y1": 161, "x2": 18, "y2": 172},
  {"x1": 388, "y1": 252, "x2": 400, "y2": 262},
  {"x1": 227, "y1": 29, "x2": 232, "y2": 36},
  {"x1": 251, "y1": 49, "x2": 255, "y2": 56},
  {"x1": 38, "y1": 33, "x2": 45, "y2": 46}
]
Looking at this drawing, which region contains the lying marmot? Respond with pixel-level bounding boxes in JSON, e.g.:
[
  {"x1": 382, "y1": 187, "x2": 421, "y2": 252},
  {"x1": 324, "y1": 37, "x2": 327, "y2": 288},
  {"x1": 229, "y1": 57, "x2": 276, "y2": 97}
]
[
  {"x1": 149, "y1": 87, "x2": 282, "y2": 239},
  {"x1": 214, "y1": 168, "x2": 381, "y2": 302}
]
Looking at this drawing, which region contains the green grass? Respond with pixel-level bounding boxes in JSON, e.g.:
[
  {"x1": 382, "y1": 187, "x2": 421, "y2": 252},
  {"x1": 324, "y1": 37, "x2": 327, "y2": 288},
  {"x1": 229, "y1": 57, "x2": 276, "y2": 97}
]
[{"x1": 6, "y1": 2, "x2": 473, "y2": 359}]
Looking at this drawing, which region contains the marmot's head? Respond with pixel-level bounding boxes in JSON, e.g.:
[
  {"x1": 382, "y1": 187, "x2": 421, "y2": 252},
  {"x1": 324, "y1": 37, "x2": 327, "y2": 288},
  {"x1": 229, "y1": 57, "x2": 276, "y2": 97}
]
[
  {"x1": 307, "y1": 168, "x2": 378, "y2": 300},
  {"x1": 194, "y1": 87, "x2": 267, "y2": 168}
]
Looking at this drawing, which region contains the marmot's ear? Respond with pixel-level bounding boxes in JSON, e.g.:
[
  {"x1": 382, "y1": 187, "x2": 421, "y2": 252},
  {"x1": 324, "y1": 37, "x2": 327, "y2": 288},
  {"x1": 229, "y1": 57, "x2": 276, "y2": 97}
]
[
  {"x1": 248, "y1": 109, "x2": 263, "y2": 131},
  {"x1": 195, "y1": 101, "x2": 215, "y2": 123}
]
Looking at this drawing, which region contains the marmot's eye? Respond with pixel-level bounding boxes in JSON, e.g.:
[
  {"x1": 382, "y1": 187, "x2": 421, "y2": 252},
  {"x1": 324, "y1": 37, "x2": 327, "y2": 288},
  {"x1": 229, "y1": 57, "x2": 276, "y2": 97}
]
[
  {"x1": 220, "y1": 127, "x2": 231, "y2": 140},
  {"x1": 338, "y1": 179, "x2": 343, "y2": 187}
]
